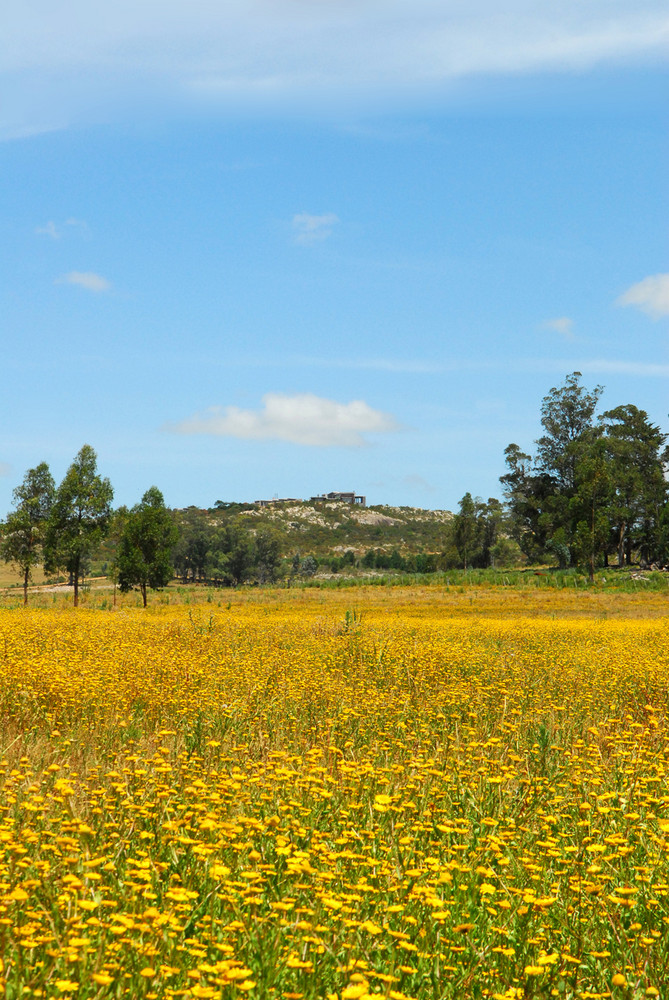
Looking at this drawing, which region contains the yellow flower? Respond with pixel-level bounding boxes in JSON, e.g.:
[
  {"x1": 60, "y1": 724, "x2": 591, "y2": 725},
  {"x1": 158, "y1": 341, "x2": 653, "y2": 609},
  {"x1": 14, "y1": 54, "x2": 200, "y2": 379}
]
[
  {"x1": 342, "y1": 985, "x2": 369, "y2": 999},
  {"x1": 374, "y1": 793, "x2": 392, "y2": 812}
]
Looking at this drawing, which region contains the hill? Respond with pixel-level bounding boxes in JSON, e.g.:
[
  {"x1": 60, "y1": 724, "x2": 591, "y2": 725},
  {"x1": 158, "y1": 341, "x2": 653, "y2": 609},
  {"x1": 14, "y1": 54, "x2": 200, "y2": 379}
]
[
  {"x1": 207, "y1": 499, "x2": 453, "y2": 559},
  {"x1": 232, "y1": 500, "x2": 453, "y2": 558}
]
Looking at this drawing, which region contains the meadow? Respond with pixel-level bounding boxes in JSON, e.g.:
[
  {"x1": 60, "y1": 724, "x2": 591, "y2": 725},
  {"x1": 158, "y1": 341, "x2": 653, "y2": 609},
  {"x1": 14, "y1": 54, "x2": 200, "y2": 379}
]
[{"x1": 1, "y1": 586, "x2": 668, "y2": 1000}]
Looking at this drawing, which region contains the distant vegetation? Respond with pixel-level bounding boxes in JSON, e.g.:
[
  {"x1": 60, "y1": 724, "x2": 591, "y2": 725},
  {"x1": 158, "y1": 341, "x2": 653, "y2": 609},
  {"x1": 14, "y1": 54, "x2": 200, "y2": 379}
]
[{"x1": 1, "y1": 373, "x2": 668, "y2": 602}]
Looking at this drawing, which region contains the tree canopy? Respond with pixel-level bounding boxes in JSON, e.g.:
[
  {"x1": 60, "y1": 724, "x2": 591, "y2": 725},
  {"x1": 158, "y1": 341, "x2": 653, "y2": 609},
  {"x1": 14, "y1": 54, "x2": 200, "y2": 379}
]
[
  {"x1": 501, "y1": 373, "x2": 668, "y2": 578},
  {"x1": 1, "y1": 462, "x2": 55, "y2": 605},
  {"x1": 45, "y1": 445, "x2": 114, "y2": 606},
  {"x1": 116, "y1": 487, "x2": 179, "y2": 606}
]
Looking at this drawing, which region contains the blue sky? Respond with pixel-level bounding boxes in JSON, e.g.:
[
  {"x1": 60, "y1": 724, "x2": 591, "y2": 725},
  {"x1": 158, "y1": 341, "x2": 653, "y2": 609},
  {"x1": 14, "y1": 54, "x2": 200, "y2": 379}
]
[{"x1": 2, "y1": 1, "x2": 668, "y2": 512}]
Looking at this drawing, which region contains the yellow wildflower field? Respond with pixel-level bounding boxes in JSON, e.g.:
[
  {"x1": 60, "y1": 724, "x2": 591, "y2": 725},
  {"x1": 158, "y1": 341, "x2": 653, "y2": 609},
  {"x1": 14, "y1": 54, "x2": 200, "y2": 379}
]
[{"x1": 1, "y1": 588, "x2": 668, "y2": 999}]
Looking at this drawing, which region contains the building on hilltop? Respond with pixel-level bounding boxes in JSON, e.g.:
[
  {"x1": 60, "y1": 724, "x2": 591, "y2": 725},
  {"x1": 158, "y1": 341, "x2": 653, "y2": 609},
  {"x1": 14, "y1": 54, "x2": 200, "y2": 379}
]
[
  {"x1": 253, "y1": 498, "x2": 302, "y2": 508},
  {"x1": 310, "y1": 491, "x2": 366, "y2": 507},
  {"x1": 252, "y1": 491, "x2": 367, "y2": 507}
]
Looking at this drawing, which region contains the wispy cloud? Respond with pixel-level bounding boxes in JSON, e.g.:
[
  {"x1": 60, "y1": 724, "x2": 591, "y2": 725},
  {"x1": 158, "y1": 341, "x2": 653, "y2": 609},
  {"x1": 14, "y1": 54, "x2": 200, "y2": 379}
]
[
  {"x1": 617, "y1": 273, "x2": 669, "y2": 319},
  {"x1": 541, "y1": 317, "x2": 575, "y2": 338},
  {"x1": 292, "y1": 213, "x2": 339, "y2": 246},
  {"x1": 0, "y1": 462, "x2": 10, "y2": 478},
  {"x1": 36, "y1": 218, "x2": 89, "y2": 240},
  {"x1": 56, "y1": 271, "x2": 111, "y2": 293},
  {"x1": 168, "y1": 392, "x2": 400, "y2": 447},
  {"x1": 7, "y1": 2, "x2": 666, "y2": 133},
  {"x1": 35, "y1": 221, "x2": 60, "y2": 239}
]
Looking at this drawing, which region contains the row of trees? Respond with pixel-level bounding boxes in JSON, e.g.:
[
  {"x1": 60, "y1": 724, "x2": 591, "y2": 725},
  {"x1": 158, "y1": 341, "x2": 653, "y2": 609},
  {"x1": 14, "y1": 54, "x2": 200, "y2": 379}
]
[
  {"x1": 2, "y1": 378, "x2": 667, "y2": 600},
  {"x1": 172, "y1": 509, "x2": 282, "y2": 587},
  {"x1": 0, "y1": 449, "x2": 289, "y2": 604},
  {"x1": 499, "y1": 373, "x2": 668, "y2": 579},
  {"x1": 448, "y1": 375, "x2": 668, "y2": 578},
  {"x1": 0, "y1": 446, "x2": 177, "y2": 606}
]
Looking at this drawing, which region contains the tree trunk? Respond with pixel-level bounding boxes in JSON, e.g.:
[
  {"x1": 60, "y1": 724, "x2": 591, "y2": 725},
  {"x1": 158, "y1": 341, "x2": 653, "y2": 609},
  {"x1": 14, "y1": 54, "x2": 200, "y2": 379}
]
[
  {"x1": 23, "y1": 566, "x2": 29, "y2": 606},
  {"x1": 73, "y1": 557, "x2": 80, "y2": 607},
  {"x1": 618, "y1": 523, "x2": 625, "y2": 568},
  {"x1": 141, "y1": 582, "x2": 147, "y2": 608}
]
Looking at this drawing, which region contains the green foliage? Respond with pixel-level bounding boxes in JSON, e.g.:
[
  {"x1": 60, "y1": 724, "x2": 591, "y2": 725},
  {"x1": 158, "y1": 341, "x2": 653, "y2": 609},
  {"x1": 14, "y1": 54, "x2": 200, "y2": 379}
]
[
  {"x1": 502, "y1": 373, "x2": 669, "y2": 571},
  {"x1": 568, "y1": 436, "x2": 613, "y2": 582},
  {"x1": 600, "y1": 404, "x2": 668, "y2": 566},
  {"x1": 45, "y1": 445, "x2": 114, "y2": 606},
  {"x1": 117, "y1": 486, "x2": 180, "y2": 606},
  {"x1": 453, "y1": 494, "x2": 506, "y2": 570},
  {"x1": 536, "y1": 371, "x2": 603, "y2": 491},
  {"x1": 0, "y1": 462, "x2": 55, "y2": 604},
  {"x1": 299, "y1": 555, "x2": 318, "y2": 578},
  {"x1": 255, "y1": 527, "x2": 282, "y2": 583},
  {"x1": 172, "y1": 508, "x2": 209, "y2": 582}
]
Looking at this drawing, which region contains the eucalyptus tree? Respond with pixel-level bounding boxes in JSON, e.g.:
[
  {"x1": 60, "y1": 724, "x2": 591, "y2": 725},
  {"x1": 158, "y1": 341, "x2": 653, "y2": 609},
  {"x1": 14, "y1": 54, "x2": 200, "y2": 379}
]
[
  {"x1": 45, "y1": 445, "x2": 114, "y2": 607},
  {"x1": 1, "y1": 462, "x2": 55, "y2": 604},
  {"x1": 600, "y1": 405, "x2": 668, "y2": 566},
  {"x1": 117, "y1": 487, "x2": 179, "y2": 607}
]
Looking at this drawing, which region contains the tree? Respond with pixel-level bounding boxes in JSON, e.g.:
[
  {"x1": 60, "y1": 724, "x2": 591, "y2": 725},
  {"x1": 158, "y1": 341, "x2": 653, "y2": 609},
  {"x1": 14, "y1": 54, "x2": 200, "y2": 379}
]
[
  {"x1": 480, "y1": 498, "x2": 505, "y2": 568},
  {"x1": 207, "y1": 522, "x2": 254, "y2": 586},
  {"x1": 600, "y1": 405, "x2": 668, "y2": 566},
  {"x1": 536, "y1": 372, "x2": 603, "y2": 492},
  {"x1": 500, "y1": 444, "x2": 553, "y2": 561},
  {"x1": 45, "y1": 445, "x2": 114, "y2": 607},
  {"x1": 501, "y1": 374, "x2": 605, "y2": 567},
  {"x1": 173, "y1": 509, "x2": 209, "y2": 582},
  {"x1": 117, "y1": 487, "x2": 179, "y2": 606},
  {"x1": 569, "y1": 437, "x2": 613, "y2": 582},
  {"x1": 300, "y1": 555, "x2": 318, "y2": 578},
  {"x1": 255, "y1": 528, "x2": 282, "y2": 584},
  {"x1": 1, "y1": 462, "x2": 55, "y2": 605},
  {"x1": 226, "y1": 525, "x2": 254, "y2": 586},
  {"x1": 453, "y1": 493, "x2": 481, "y2": 570}
]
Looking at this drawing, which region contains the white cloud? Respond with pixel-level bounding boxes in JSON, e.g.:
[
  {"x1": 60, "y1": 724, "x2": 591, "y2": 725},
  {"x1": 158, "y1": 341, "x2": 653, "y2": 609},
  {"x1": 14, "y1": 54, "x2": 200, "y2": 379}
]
[
  {"x1": 56, "y1": 271, "x2": 111, "y2": 293},
  {"x1": 542, "y1": 317, "x2": 575, "y2": 338},
  {"x1": 36, "y1": 218, "x2": 88, "y2": 239},
  {"x1": 0, "y1": 462, "x2": 10, "y2": 477},
  {"x1": 4, "y1": 2, "x2": 668, "y2": 133},
  {"x1": 292, "y1": 213, "x2": 339, "y2": 246},
  {"x1": 169, "y1": 392, "x2": 399, "y2": 447},
  {"x1": 617, "y1": 273, "x2": 669, "y2": 318},
  {"x1": 35, "y1": 221, "x2": 60, "y2": 239}
]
